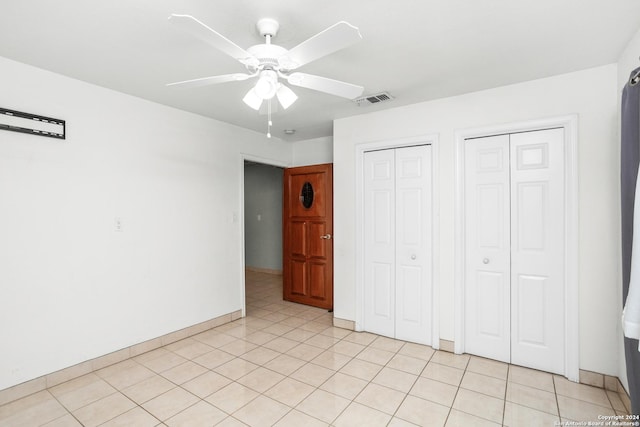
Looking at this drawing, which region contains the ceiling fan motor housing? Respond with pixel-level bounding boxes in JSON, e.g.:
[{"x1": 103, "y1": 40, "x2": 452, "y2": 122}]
[
  {"x1": 256, "y1": 18, "x2": 279, "y2": 37},
  {"x1": 247, "y1": 44, "x2": 287, "y2": 70}
]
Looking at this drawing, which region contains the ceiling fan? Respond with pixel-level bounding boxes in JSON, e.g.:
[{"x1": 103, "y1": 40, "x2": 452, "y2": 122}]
[{"x1": 167, "y1": 14, "x2": 365, "y2": 114}]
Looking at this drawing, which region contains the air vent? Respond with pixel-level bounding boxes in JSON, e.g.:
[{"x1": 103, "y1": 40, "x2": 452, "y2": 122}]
[{"x1": 353, "y1": 92, "x2": 394, "y2": 106}]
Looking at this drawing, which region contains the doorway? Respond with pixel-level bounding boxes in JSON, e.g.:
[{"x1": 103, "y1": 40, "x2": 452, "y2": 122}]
[
  {"x1": 244, "y1": 161, "x2": 284, "y2": 274},
  {"x1": 242, "y1": 158, "x2": 285, "y2": 315},
  {"x1": 454, "y1": 116, "x2": 579, "y2": 381}
]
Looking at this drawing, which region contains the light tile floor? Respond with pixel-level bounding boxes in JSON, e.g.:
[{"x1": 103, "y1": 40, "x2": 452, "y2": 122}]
[{"x1": 0, "y1": 271, "x2": 631, "y2": 426}]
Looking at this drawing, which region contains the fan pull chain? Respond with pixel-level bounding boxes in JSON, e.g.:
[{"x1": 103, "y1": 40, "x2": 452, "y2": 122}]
[
  {"x1": 265, "y1": 30, "x2": 273, "y2": 140},
  {"x1": 267, "y1": 99, "x2": 272, "y2": 138}
]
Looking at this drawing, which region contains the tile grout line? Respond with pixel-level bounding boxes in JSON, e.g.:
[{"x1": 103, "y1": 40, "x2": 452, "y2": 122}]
[
  {"x1": 343, "y1": 340, "x2": 414, "y2": 425},
  {"x1": 129, "y1": 361, "x2": 211, "y2": 426},
  {"x1": 246, "y1": 276, "x2": 438, "y2": 425},
  {"x1": 268, "y1": 297, "x2": 359, "y2": 426},
  {"x1": 390, "y1": 347, "x2": 438, "y2": 426},
  {"x1": 553, "y1": 374, "x2": 563, "y2": 423},
  {"x1": 502, "y1": 364, "x2": 510, "y2": 427},
  {"x1": 183, "y1": 294, "x2": 345, "y2": 425},
  {"x1": 46, "y1": 389, "x2": 88, "y2": 427}
]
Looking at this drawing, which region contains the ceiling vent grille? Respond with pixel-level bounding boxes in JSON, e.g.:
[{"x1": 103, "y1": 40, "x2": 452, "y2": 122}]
[{"x1": 353, "y1": 92, "x2": 394, "y2": 106}]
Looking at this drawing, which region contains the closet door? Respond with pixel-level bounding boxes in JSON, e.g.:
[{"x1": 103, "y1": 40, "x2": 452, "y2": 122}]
[
  {"x1": 464, "y1": 135, "x2": 511, "y2": 363},
  {"x1": 364, "y1": 149, "x2": 396, "y2": 338},
  {"x1": 364, "y1": 145, "x2": 432, "y2": 345},
  {"x1": 395, "y1": 145, "x2": 432, "y2": 344},
  {"x1": 510, "y1": 128, "x2": 565, "y2": 374},
  {"x1": 464, "y1": 128, "x2": 565, "y2": 374}
]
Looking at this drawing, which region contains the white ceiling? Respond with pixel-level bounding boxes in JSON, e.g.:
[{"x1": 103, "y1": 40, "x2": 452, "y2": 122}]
[{"x1": 1, "y1": 1, "x2": 639, "y2": 142}]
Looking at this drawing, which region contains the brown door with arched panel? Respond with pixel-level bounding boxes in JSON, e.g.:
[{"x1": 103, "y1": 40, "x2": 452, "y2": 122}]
[{"x1": 283, "y1": 163, "x2": 333, "y2": 310}]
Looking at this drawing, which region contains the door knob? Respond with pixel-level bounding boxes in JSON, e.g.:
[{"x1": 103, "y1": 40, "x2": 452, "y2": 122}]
[
  {"x1": 411, "y1": 255, "x2": 417, "y2": 260},
  {"x1": 483, "y1": 258, "x2": 490, "y2": 264},
  {"x1": 320, "y1": 234, "x2": 332, "y2": 240}
]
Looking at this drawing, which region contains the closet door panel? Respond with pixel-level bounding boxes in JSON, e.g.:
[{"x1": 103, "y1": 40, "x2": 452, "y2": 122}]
[
  {"x1": 515, "y1": 274, "x2": 547, "y2": 346},
  {"x1": 464, "y1": 135, "x2": 511, "y2": 363},
  {"x1": 398, "y1": 265, "x2": 422, "y2": 323},
  {"x1": 510, "y1": 128, "x2": 565, "y2": 374},
  {"x1": 475, "y1": 270, "x2": 506, "y2": 339},
  {"x1": 395, "y1": 145, "x2": 432, "y2": 344},
  {"x1": 364, "y1": 150, "x2": 396, "y2": 338},
  {"x1": 373, "y1": 262, "x2": 393, "y2": 319}
]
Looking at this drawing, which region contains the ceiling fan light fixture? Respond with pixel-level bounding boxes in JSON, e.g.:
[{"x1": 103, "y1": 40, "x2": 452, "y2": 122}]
[
  {"x1": 242, "y1": 88, "x2": 263, "y2": 110},
  {"x1": 276, "y1": 84, "x2": 298, "y2": 109},
  {"x1": 168, "y1": 14, "x2": 365, "y2": 135},
  {"x1": 254, "y1": 70, "x2": 278, "y2": 100}
]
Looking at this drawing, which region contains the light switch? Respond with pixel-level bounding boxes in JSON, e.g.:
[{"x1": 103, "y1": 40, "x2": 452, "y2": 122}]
[
  {"x1": 257, "y1": 214, "x2": 262, "y2": 221},
  {"x1": 114, "y1": 217, "x2": 123, "y2": 232}
]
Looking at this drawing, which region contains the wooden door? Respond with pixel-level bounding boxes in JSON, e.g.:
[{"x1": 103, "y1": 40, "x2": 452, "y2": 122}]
[{"x1": 283, "y1": 164, "x2": 333, "y2": 309}]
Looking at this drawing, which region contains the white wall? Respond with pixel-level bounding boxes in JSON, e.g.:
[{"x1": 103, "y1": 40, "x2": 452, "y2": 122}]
[
  {"x1": 616, "y1": 27, "x2": 640, "y2": 393},
  {"x1": 0, "y1": 56, "x2": 292, "y2": 390},
  {"x1": 334, "y1": 65, "x2": 619, "y2": 375},
  {"x1": 244, "y1": 164, "x2": 283, "y2": 271},
  {"x1": 291, "y1": 136, "x2": 333, "y2": 166}
]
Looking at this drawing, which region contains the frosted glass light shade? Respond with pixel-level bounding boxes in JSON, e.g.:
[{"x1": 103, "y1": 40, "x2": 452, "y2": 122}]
[
  {"x1": 276, "y1": 84, "x2": 298, "y2": 109},
  {"x1": 254, "y1": 70, "x2": 278, "y2": 99},
  {"x1": 242, "y1": 88, "x2": 262, "y2": 110}
]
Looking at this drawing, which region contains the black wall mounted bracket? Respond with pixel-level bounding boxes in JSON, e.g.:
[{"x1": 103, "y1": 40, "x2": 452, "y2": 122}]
[{"x1": 0, "y1": 107, "x2": 65, "y2": 140}]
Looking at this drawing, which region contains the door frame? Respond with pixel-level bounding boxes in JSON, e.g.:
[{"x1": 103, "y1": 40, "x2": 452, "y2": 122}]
[
  {"x1": 355, "y1": 134, "x2": 440, "y2": 349},
  {"x1": 239, "y1": 153, "x2": 289, "y2": 318},
  {"x1": 453, "y1": 115, "x2": 579, "y2": 381}
]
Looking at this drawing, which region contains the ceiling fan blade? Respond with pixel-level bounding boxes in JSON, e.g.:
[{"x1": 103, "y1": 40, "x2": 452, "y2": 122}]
[
  {"x1": 169, "y1": 14, "x2": 257, "y2": 66},
  {"x1": 280, "y1": 21, "x2": 362, "y2": 70},
  {"x1": 166, "y1": 73, "x2": 254, "y2": 88},
  {"x1": 287, "y1": 72, "x2": 364, "y2": 99}
]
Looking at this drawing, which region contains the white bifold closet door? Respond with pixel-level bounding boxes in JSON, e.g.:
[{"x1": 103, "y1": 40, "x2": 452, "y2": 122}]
[
  {"x1": 464, "y1": 128, "x2": 565, "y2": 374},
  {"x1": 364, "y1": 145, "x2": 432, "y2": 345}
]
